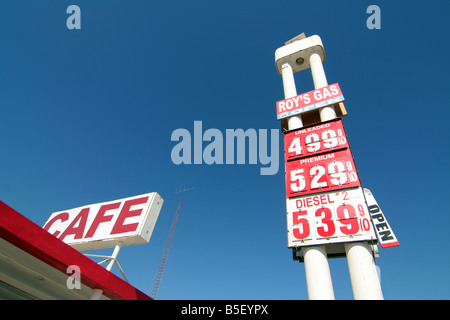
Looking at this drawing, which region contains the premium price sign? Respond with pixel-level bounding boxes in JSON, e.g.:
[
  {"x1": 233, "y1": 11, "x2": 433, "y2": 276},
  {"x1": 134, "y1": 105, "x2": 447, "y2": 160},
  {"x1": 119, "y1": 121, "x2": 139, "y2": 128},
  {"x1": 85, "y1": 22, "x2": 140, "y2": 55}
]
[
  {"x1": 286, "y1": 188, "x2": 376, "y2": 247},
  {"x1": 285, "y1": 148, "x2": 361, "y2": 198}
]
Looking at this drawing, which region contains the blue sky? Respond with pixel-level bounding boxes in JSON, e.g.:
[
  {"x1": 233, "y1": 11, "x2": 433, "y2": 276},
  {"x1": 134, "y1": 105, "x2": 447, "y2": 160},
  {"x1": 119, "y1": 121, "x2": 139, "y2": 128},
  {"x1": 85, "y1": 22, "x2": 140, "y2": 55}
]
[{"x1": 1, "y1": 0, "x2": 449, "y2": 300}]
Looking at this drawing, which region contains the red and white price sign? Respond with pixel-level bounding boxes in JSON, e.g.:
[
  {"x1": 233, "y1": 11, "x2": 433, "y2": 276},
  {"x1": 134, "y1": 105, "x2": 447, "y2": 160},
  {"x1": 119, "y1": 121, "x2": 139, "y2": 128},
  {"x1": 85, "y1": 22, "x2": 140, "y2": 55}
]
[
  {"x1": 284, "y1": 119, "x2": 349, "y2": 161},
  {"x1": 285, "y1": 148, "x2": 361, "y2": 198},
  {"x1": 286, "y1": 187, "x2": 377, "y2": 248}
]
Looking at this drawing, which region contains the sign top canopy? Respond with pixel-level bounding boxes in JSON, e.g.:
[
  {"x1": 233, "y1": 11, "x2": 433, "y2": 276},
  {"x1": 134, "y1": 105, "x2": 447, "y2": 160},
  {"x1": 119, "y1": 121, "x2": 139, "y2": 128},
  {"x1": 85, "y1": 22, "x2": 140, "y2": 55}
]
[{"x1": 275, "y1": 34, "x2": 325, "y2": 75}]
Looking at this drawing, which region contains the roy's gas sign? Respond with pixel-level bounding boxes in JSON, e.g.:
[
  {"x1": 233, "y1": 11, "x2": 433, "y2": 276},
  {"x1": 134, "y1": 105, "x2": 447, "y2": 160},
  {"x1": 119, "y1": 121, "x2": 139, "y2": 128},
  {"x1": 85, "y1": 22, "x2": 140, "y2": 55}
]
[{"x1": 276, "y1": 83, "x2": 344, "y2": 120}]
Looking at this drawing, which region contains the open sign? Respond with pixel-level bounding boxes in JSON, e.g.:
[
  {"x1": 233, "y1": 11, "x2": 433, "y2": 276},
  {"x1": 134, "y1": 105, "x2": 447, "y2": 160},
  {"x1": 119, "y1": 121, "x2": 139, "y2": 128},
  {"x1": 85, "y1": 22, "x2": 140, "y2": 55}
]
[{"x1": 43, "y1": 193, "x2": 163, "y2": 251}]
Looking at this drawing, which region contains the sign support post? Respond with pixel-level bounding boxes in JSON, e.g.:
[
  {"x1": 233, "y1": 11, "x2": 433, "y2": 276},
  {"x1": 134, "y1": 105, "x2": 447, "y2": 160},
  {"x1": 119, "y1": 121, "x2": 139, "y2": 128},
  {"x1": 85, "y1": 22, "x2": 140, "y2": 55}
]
[
  {"x1": 277, "y1": 38, "x2": 335, "y2": 300},
  {"x1": 303, "y1": 245, "x2": 335, "y2": 299},
  {"x1": 308, "y1": 45, "x2": 382, "y2": 300},
  {"x1": 90, "y1": 242, "x2": 123, "y2": 300},
  {"x1": 345, "y1": 241, "x2": 383, "y2": 299},
  {"x1": 281, "y1": 62, "x2": 303, "y2": 130},
  {"x1": 304, "y1": 48, "x2": 337, "y2": 300},
  {"x1": 275, "y1": 34, "x2": 388, "y2": 300},
  {"x1": 309, "y1": 52, "x2": 337, "y2": 121}
]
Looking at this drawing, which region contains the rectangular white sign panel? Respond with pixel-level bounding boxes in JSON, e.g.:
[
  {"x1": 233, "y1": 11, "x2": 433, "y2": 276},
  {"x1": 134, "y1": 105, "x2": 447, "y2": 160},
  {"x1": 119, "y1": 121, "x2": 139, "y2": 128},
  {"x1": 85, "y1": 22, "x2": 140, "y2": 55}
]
[
  {"x1": 43, "y1": 192, "x2": 163, "y2": 251},
  {"x1": 364, "y1": 188, "x2": 399, "y2": 248},
  {"x1": 286, "y1": 187, "x2": 377, "y2": 248}
]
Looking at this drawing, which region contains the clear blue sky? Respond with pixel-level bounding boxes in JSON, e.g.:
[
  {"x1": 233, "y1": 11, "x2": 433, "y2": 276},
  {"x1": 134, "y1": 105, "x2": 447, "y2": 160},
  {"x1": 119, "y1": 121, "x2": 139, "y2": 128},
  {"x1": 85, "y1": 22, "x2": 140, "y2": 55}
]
[{"x1": 1, "y1": 0, "x2": 449, "y2": 300}]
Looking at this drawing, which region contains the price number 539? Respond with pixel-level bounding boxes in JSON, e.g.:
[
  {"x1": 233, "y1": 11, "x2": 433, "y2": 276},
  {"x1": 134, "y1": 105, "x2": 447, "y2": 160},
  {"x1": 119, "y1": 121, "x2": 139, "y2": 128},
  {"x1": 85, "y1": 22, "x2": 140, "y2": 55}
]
[{"x1": 290, "y1": 203, "x2": 372, "y2": 241}]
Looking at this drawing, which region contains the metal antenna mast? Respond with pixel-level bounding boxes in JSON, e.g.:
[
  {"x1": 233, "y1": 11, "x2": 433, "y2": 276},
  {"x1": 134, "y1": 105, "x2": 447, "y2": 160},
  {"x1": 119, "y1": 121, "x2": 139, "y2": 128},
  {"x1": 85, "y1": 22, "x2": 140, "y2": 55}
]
[{"x1": 150, "y1": 187, "x2": 192, "y2": 299}]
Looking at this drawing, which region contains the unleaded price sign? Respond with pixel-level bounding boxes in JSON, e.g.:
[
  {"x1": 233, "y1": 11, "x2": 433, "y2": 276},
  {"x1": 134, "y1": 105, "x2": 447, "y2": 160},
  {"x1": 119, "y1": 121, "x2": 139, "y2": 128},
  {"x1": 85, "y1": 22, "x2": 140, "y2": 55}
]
[
  {"x1": 284, "y1": 119, "x2": 349, "y2": 161},
  {"x1": 286, "y1": 187, "x2": 377, "y2": 248}
]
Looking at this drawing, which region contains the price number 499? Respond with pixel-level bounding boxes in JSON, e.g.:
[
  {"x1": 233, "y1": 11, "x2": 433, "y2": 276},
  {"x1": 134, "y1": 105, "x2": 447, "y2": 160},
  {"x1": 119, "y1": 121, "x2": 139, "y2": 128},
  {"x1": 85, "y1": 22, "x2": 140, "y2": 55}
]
[{"x1": 288, "y1": 129, "x2": 347, "y2": 157}]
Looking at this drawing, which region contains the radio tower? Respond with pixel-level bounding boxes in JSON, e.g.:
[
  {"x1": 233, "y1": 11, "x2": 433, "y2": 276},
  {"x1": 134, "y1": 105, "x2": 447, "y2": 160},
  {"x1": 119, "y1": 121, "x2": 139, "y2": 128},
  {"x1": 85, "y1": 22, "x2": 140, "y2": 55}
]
[
  {"x1": 150, "y1": 187, "x2": 192, "y2": 299},
  {"x1": 150, "y1": 201, "x2": 181, "y2": 299}
]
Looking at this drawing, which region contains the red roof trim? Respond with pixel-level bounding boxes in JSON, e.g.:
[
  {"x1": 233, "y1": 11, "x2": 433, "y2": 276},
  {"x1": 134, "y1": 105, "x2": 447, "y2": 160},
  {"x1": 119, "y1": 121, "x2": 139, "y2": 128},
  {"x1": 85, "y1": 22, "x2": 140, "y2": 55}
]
[{"x1": 0, "y1": 201, "x2": 152, "y2": 300}]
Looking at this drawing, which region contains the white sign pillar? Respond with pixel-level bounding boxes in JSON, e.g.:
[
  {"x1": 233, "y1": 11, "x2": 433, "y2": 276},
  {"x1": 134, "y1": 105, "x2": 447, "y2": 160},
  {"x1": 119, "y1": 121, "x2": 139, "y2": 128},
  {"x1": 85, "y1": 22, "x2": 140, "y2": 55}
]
[
  {"x1": 281, "y1": 63, "x2": 303, "y2": 130},
  {"x1": 302, "y1": 49, "x2": 339, "y2": 300},
  {"x1": 303, "y1": 50, "x2": 336, "y2": 301},
  {"x1": 308, "y1": 48, "x2": 383, "y2": 299},
  {"x1": 309, "y1": 52, "x2": 337, "y2": 122},
  {"x1": 276, "y1": 36, "x2": 335, "y2": 300},
  {"x1": 345, "y1": 242, "x2": 384, "y2": 299},
  {"x1": 303, "y1": 246, "x2": 335, "y2": 300},
  {"x1": 309, "y1": 47, "x2": 383, "y2": 300}
]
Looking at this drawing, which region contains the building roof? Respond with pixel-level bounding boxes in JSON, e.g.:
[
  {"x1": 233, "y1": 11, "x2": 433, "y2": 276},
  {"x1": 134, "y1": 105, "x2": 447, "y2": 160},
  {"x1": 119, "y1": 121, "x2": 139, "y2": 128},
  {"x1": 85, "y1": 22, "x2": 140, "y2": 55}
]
[{"x1": 0, "y1": 201, "x2": 152, "y2": 300}]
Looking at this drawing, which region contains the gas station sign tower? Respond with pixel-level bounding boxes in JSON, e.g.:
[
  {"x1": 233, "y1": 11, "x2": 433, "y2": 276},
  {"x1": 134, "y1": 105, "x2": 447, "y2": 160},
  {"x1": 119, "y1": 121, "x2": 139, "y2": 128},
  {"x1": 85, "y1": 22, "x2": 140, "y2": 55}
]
[{"x1": 275, "y1": 34, "x2": 399, "y2": 300}]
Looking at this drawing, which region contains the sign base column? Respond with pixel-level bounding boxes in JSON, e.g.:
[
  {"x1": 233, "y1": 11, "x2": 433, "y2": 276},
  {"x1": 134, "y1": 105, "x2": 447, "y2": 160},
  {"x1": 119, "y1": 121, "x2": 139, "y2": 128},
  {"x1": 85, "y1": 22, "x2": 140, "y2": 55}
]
[
  {"x1": 303, "y1": 245, "x2": 335, "y2": 300},
  {"x1": 345, "y1": 241, "x2": 383, "y2": 300}
]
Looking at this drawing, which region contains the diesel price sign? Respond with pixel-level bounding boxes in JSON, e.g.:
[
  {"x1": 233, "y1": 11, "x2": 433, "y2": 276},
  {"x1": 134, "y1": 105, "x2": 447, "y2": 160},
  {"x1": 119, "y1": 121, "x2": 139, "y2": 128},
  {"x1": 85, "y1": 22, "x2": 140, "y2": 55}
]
[{"x1": 286, "y1": 188, "x2": 376, "y2": 247}]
